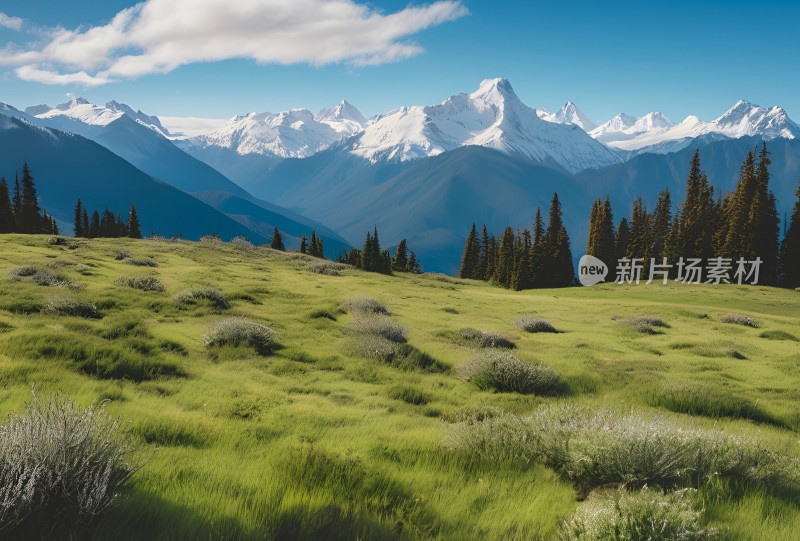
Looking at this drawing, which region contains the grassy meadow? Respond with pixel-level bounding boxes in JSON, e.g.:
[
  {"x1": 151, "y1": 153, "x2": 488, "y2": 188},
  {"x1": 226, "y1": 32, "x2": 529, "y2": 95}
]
[{"x1": 0, "y1": 234, "x2": 798, "y2": 540}]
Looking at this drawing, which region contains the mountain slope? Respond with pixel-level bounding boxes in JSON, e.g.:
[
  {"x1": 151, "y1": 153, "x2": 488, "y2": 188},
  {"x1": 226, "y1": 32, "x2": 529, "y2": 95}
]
[
  {"x1": 0, "y1": 114, "x2": 265, "y2": 242},
  {"x1": 538, "y1": 101, "x2": 598, "y2": 131}
]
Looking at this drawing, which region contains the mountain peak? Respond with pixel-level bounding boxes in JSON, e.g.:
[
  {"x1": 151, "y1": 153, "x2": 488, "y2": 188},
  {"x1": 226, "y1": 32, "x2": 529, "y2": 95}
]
[
  {"x1": 55, "y1": 97, "x2": 91, "y2": 111},
  {"x1": 317, "y1": 100, "x2": 367, "y2": 126},
  {"x1": 553, "y1": 101, "x2": 597, "y2": 131}
]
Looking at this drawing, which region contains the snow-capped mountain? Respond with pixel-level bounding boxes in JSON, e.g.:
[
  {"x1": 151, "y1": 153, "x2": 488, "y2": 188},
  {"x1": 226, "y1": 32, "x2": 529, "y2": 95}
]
[
  {"x1": 537, "y1": 101, "x2": 598, "y2": 131},
  {"x1": 26, "y1": 98, "x2": 171, "y2": 137},
  {"x1": 185, "y1": 100, "x2": 367, "y2": 159},
  {"x1": 592, "y1": 101, "x2": 799, "y2": 153},
  {"x1": 349, "y1": 79, "x2": 619, "y2": 173}
]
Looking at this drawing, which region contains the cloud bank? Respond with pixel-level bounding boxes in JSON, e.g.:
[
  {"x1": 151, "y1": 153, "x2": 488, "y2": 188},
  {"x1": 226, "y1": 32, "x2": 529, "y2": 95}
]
[
  {"x1": 0, "y1": 12, "x2": 23, "y2": 31},
  {"x1": 0, "y1": 0, "x2": 467, "y2": 86}
]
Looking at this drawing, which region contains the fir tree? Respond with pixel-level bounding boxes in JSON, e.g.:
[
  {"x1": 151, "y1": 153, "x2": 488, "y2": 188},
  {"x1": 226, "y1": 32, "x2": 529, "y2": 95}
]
[
  {"x1": 380, "y1": 249, "x2": 393, "y2": 274},
  {"x1": 73, "y1": 200, "x2": 84, "y2": 237},
  {"x1": 127, "y1": 204, "x2": 142, "y2": 239},
  {"x1": 12, "y1": 174, "x2": 20, "y2": 218},
  {"x1": 626, "y1": 197, "x2": 652, "y2": 269},
  {"x1": 750, "y1": 143, "x2": 780, "y2": 284},
  {"x1": 545, "y1": 193, "x2": 574, "y2": 287},
  {"x1": 495, "y1": 227, "x2": 515, "y2": 288},
  {"x1": 458, "y1": 223, "x2": 481, "y2": 279},
  {"x1": 511, "y1": 229, "x2": 532, "y2": 291},
  {"x1": 89, "y1": 210, "x2": 100, "y2": 238},
  {"x1": 779, "y1": 186, "x2": 800, "y2": 288},
  {"x1": 530, "y1": 208, "x2": 546, "y2": 288},
  {"x1": 651, "y1": 188, "x2": 672, "y2": 261},
  {"x1": 407, "y1": 251, "x2": 421, "y2": 274},
  {"x1": 616, "y1": 218, "x2": 631, "y2": 261},
  {"x1": 486, "y1": 234, "x2": 498, "y2": 282},
  {"x1": 270, "y1": 227, "x2": 285, "y2": 251},
  {"x1": 393, "y1": 239, "x2": 408, "y2": 271},
  {"x1": 679, "y1": 150, "x2": 716, "y2": 260},
  {"x1": 299, "y1": 236, "x2": 308, "y2": 254},
  {"x1": 587, "y1": 196, "x2": 617, "y2": 276},
  {"x1": 81, "y1": 209, "x2": 89, "y2": 238},
  {"x1": 478, "y1": 225, "x2": 491, "y2": 280},
  {"x1": 18, "y1": 163, "x2": 41, "y2": 233},
  {"x1": 721, "y1": 150, "x2": 758, "y2": 262},
  {"x1": 0, "y1": 178, "x2": 16, "y2": 233}
]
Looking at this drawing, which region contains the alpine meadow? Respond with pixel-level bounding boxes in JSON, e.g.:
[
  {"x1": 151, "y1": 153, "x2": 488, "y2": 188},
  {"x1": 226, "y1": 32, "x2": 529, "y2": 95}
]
[{"x1": 1, "y1": 1, "x2": 800, "y2": 540}]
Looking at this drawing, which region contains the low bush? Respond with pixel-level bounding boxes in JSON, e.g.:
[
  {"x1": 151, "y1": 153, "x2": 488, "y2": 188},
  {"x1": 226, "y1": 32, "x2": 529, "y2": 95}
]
[
  {"x1": 0, "y1": 393, "x2": 138, "y2": 537},
  {"x1": 457, "y1": 351, "x2": 563, "y2": 395},
  {"x1": 759, "y1": 330, "x2": 798, "y2": 341},
  {"x1": 721, "y1": 313, "x2": 759, "y2": 328},
  {"x1": 7, "y1": 266, "x2": 38, "y2": 280},
  {"x1": 514, "y1": 316, "x2": 558, "y2": 333},
  {"x1": 446, "y1": 404, "x2": 800, "y2": 494},
  {"x1": 45, "y1": 235, "x2": 67, "y2": 246},
  {"x1": 350, "y1": 336, "x2": 447, "y2": 373},
  {"x1": 559, "y1": 488, "x2": 718, "y2": 541},
  {"x1": 308, "y1": 309, "x2": 337, "y2": 321},
  {"x1": 229, "y1": 236, "x2": 255, "y2": 250},
  {"x1": 626, "y1": 316, "x2": 670, "y2": 335},
  {"x1": 173, "y1": 287, "x2": 230, "y2": 310},
  {"x1": 126, "y1": 257, "x2": 158, "y2": 267},
  {"x1": 459, "y1": 328, "x2": 515, "y2": 349},
  {"x1": 42, "y1": 298, "x2": 101, "y2": 319},
  {"x1": 202, "y1": 318, "x2": 275, "y2": 355},
  {"x1": 114, "y1": 275, "x2": 165, "y2": 292},
  {"x1": 341, "y1": 297, "x2": 390, "y2": 315},
  {"x1": 113, "y1": 249, "x2": 132, "y2": 261},
  {"x1": 649, "y1": 383, "x2": 783, "y2": 426},
  {"x1": 349, "y1": 314, "x2": 407, "y2": 343},
  {"x1": 307, "y1": 261, "x2": 350, "y2": 276}
]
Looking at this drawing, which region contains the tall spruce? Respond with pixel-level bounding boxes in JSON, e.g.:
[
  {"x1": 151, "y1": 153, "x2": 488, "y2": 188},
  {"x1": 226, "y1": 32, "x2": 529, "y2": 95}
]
[
  {"x1": 679, "y1": 150, "x2": 717, "y2": 260},
  {"x1": 127, "y1": 203, "x2": 141, "y2": 239},
  {"x1": 299, "y1": 236, "x2": 308, "y2": 254},
  {"x1": 458, "y1": 223, "x2": 481, "y2": 279},
  {"x1": 721, "y1": 150, "x2": 758, "y2": 262},
  {"x1": 18, "y1": 163, "x2": 41, "y2": 233},
  {"x1": 478, "y1": 225, "x2": 490, "y2": 280},
  {"x1": 530, "y1": 208, "x2": 546, "y2": 287},
  {"x1": 0, "y1": 178, "x2": 16, "y2": 233},
  {"x1": 545, "y1": 193, "x2": 574, "y2": 287},
  {"x1": 393, "y1": 239, "x2": 408, "y2": 271},
  {"x1": 616, "y1": 218, "x2": 630, "y2": 260},
  {"x1": 626, "y1": 197, "x2": 652, "y2": 269},
  {"x1": 89, "y1": 210, "x2": 100, "y2": 238},
  {"x1": 495, "y1": 226, "x2": 515, "y2": 288},
  {"x1": 750, "y1": 143, "x2": 780, "y2": 284},
  {"x1": 651, "y1": 188, "x2": 672, "y2": 261},
  {"x1": 270, "y1": 227, "x2": 285, "y2": 251},
  {"x1": 779, "y1": 186, "x2": 800, "y2": 288},
  {"x1": 511, "y1": 229, "x2": 533, "y2": 291},
  {"x1": 587, "y1": 196, "x2": 616, "y2": 276},
  {"x1": 12, "y1": 174, "x2": 20, "y2": 217},
  {"x1": 81, "y1": 209, "x2": 89, "y2": 238}
]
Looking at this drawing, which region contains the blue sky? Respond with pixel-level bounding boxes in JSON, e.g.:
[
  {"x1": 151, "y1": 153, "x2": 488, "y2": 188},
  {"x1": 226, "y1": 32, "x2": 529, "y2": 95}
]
[{"x1": 0, "y1": 0, "x2": 798, "y2": 123}]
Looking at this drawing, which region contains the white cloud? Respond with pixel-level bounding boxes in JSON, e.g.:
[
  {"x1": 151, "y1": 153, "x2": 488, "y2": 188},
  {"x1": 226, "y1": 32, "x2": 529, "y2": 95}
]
[
  {"x1": 0, "y1": 0, "x2": 467, "y2": 86},
  {"x1": 0, "y1": 12, "x2": 23, "y2": 31}
]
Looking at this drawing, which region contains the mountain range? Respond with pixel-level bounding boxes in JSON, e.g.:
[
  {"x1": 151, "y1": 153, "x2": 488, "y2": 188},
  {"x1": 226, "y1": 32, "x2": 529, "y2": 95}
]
[{"x1": 2, "y1": 78, "x2": 799, "y2": 274}]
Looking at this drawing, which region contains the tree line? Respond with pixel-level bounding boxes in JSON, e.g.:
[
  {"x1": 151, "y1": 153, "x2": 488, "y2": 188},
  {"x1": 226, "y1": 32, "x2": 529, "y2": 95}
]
[
  {"x1": 587, "y1": 143, "x2": 800, "y2": 287},
  {"x1": 0, "y1": 164, "x2": 59, "y2": 235},
  {"x1": 73, "y1": 200, "x2": 142, "y2": 239},
  {"x1": 458, "y1": 192, "x2": 574, "y2": 289},
  {"x1": 338, "y1": 227, "x2": 421, "y2": 274}
]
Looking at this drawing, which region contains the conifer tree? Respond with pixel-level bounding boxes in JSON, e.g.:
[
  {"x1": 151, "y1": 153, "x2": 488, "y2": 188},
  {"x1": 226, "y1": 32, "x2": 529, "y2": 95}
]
[
  {"x1": 380, "y1": 249, "x2": 393, "y2": 274},
  {"x1": 779, "y1": 186, "x2": 800, "y2": 288},
  {"x1": 270, "y1": 227, "x2": 285, "y2": 251},
  {"x1": 486, "y1": 234, "x2": 498, "y2": 282},
  {"x1": 530, "y1": 208, "x2": 546, "y2": 288},
  {"x1": 0, "y1": 178, "x2": 16, "y2": 233},
  {"x1": 393, "y1": 239, "x2": 408, "y2": 271},
  {"x1": 74, "y1": 200, "x2": 83, "y2": 237},
  {"x1": 89, "y1": 210, "x2": 100, "y2": 238},
  {"x1": 750, "y1": 143, "x2": 780, "y2": 284},
  {"x1": 458, "y1": 223, "x2": 481, "y2": 279},
  {"x1": 407, "y1": 251, "x2": 421, "y2": 274},
  {"x1": 478, "y1": 225, "x2": 490, "y2": 280},
  {"x1": 127, "y1": 204, "x2": 142, "y2": 239},
  {"x1": 545, "y1": 193, "x2": 574, "y2": 287},
  {"x1": 81, "y1": 209, "x2": 89, "y2": 238},
  {"x1": 495, "y1": 226, "x2": 515, "y2": 288},
  {"x1": 511, "y1": 229, "x2": 532, "y2": 290},
  {"x1": 616, "y1": 218, "x2": 630, "y2": 260},
  {"x1": 587, "y1": 196, "x2": 617, "y2": 275},
  {"x1": 12, "y1": 174, "x2": 20, "y2": 218},
  {"x1": 651, "y1": 188, "x2": 672, "y2": 261},
  {"x1": 679, "y1": 150, "x2": 716, "y2": 260},
  {"x1": 721, "y1": 150, "x2": 758, "y2": 262},
  {"x1": 626, "y1": 197, "x2": 652, "y2": 268},
  {"x1": 18, "y1": 163, "x2": 41, "y2": 233},
  {"x1": 299, "y1": 236, "x2": 308, "y2": 254}
]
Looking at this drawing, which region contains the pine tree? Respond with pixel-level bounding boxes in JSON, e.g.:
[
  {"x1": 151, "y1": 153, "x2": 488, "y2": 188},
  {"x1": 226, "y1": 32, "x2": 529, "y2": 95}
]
[
  {"x1": 127, "y1": 204, "x2": 142, "y2": 239},
  {"x1": 680, "y1": 150, "x2": 717, "y2": 260},
  {"x1": 81, "y1": 209, "x2": 89, "y2": 238},
  {"x1": 495, "y1": 227, "x2": 515, "y2": 288},
  {"x1": 779, "y1": 186, "x2": 800, "y2": 288},
  {"x1": 616, "y1": 218, "x2": 631, "y2": 261},
  {"x1": 587, "y1": 199, "x2": 602, "y2": 256},
  {"x1": 458, "y1": 223, "x2": 481, "y2": 279},
  {"x1": 478, "y1": 225, "x2": 491, "y2": 281},
  {"x1": 299, "y1": 236, "x2": 308, "y2": 254},
  {"x1": 0, "y1": 178, "x2": 16, "y2": 233},
  {"x1": 89, "y1": 210, "x2": 100, "y2": 238},
  {"x1": 380, "y1": 249, "x2": 393, "y2": 274},
  {"x1": 486, "y1": 234, "x2": 498, "y2": 282},
  {"x1": 73, "y1": 200, "x2": 84, "y2": 237},
  {"x1": 511, "y1": 229, "x2": 532, "y2": 291},
  {"x1": 530, "y1": 208, "x2": 546, "y2": 288},
  {"x1": 626, "y1": 197, "x2": 652, "y2": 269},
  {"x1": 651, "y1": 188, "x2": 672, "y2": 261},
  {"x1": 407, "y1": 251, "x2": 421, "y2": 274},
  {"x1": 18, "y1": 163, "x2": 41, "y2": 233},
  {"x1": 270, "y1": 227, "x2": 285, "y2": 251},
  {"x1": 721, "y1": 150, "x2": 758, "y2": 262},
  {"x1": 393, "y1": 239, "x2": 408, "y2": 271},
  {"x1": 12, "y1": 174, "x2": 20, "y2": 218},
  {"x1": 587, "y1": 196, "x2": 617, "y2": 276},
  {"x1": 750, "y1": 143, "x2": 780, "y2": 284},
  {"x1": 545, "y1": 193, "x2": 574, "y2": 287}
]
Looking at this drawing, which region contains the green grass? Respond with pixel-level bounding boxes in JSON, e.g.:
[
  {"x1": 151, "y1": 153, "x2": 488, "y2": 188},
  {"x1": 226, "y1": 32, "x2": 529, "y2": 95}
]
[{"x1": 0, "y1": 235, "x2": 799, "y2": 540}]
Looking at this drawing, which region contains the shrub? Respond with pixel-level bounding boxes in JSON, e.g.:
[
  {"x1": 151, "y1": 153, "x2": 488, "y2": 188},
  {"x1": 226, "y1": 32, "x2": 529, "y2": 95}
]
[
  {"x1": 649, "y1": 383, "x2": 782, "y2": 426},
  {"x1": 349, "y1": 314, "x2": 407, "y2": 343},
  {"x1": 389, "y1": 386, "x2": 431, "y2": 405},
  {"x1": 457, "y1": 351, "x2": 563, "y2": 395},
  {"x1": 126, "y1": 257, "x2": 158, "y2": 267},
  {"x1": 7, "y1": 266, "x2": 38, "y2": 281},
  {"x1": 626, "y1": 316, "x2": 670, "y2": 335},
  {"x1": 350, "y1": 335, "x2": 447, "y2": 373},
  {"x1": 45, "y1": 236, "x2": 67, "y2": 246},
  {"x1": 446, "y1": 404, "x2": 800, "y2": 494},
  {"x1": 173, "y1": 287, "x2": 230, "y2": 310},
  {"x1": 42, "y1": 298, "x2": 101, "y2": 319},
  {"x1": 202, "y1": 318, "x2": 275, "y2": 355},
  {"x1": 114, "y1": 276, "x2": 165, "y2": 292},
  {"x1": 341, "y1": 297, "x2": 390, "y2": 315},
  {"x1": 308, "y1": 309, "x2": 337, "y2": 321},
  {"x1": 32, "y1": 269, "x2": 70, "y2": 287},
  {"x1": 0, "y1": 393, "x2": 138, "y2": 536},
  {"x1": 113, "y1": 249, "x2": 132, "y2": 261},
  {"x1": 721, "y1": 313, "x2": 759, "y2": 328},
  {"x1": 559, "y1": 488, "x2": 718, "y2": 541},
  {"x1": 460, "y1": 328, "x2": 515, "y2": 349},
  {"x1": 229, "y1": 236, "x2": 255, "y2": 250},
  {"x1": 759, "y1": 330, "x2": 797, "y2": 341},
  {"x1": 307, "y1": 261, "x2": 350, "y2": 276},
  {"x1": 514, "y1": 316, "x2": 558, "y2": 333}
]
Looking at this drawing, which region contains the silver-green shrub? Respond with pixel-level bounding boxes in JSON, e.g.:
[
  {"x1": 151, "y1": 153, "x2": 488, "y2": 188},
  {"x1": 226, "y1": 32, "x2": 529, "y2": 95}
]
[
  {"x1": 457, "y1": 351, "x2": 563, "y2": 395},
  {"x1": 514, "y1": 316, "x2": 558, "y2": 333},
  {"x1": 202, "y1": 318, "x2": 275, "y2": 355}
]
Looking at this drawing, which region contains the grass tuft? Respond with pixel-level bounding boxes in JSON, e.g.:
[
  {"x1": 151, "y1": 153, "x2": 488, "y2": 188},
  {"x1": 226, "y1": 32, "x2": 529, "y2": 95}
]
[
  {"x1": 721, "y1": 313, "x2": 759, "y2": 328},
  {"x1": 389, "y1": 385, "x2": 431, "y2": 406},
  {"x1": 759, "y1": 330, "x2": 798, "y2": 341},
  {"x1": 114, "y1": 275, "x2": 165, "y2": 292},
  {"x1": 514, "y1": 316, "x2": 558, "y2": 333},
  {"x1": 626, "y1": 316, "x2": 670, "y2": 335},
  {"x1": 307, "y1": 261, "x2": 350, "y2": 276},
  {"x1": 173, "y1": 288, "x2": 230, "y2": 310},
  {"x1": 126, "y1": 257, "x2": 158, "y2": 267},
  {"x1": 42, "y1": 297, "x2": 101, "y2": 319},
  {"x1": 459, "y1": 328, "x2": 515, "y2": 349},
  {"x1": 458, "y1": 351, "x2": 564, "y2": 395},
  {"x1": 202, "y1": 318, "x2": 275, "y2": 355},
  {"x1": 341, "y1": 297, "x2": 390, "y2": 315}
]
